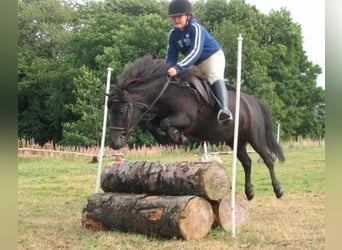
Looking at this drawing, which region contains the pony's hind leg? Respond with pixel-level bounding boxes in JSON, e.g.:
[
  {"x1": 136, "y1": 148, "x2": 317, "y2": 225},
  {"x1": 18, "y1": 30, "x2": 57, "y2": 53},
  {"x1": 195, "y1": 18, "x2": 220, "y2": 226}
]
[
  {"x1": 265, "y1": 158, "x2": 283, "y2": 198},
  {"x1": 237, "y1": 144, "x2": 254, "y2": 201},
  {"x1": 254, "y1": 146, "x2": 284, "y2": 199}
]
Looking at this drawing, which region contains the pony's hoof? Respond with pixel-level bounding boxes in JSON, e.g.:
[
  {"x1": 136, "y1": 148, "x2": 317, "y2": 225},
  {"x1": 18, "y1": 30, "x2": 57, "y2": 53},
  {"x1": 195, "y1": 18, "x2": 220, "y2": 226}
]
[
  {"x1": 275, "y1": 189, "x2": 284, "y2": 199},
  {"x1": 246, "y1": 191, "x2": 254, "y2": 201},
  {"x1": 169, "y1": 128, "x2": 181, "y2": 144}
]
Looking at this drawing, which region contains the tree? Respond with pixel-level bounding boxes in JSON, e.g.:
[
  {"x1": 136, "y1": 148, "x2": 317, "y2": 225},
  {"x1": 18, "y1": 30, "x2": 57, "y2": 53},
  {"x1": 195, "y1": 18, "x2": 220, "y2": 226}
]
[
  {"x1": 104, "y1": 0, "x2": 168, "y2": 16},
  {"x1": 212, "y1": 0, "x2": 283, "y2": 122},
  {"x1": 265, "y1": 9, "x2": 324, "y2": 138},
  {"x1": 63, "y1": 0, "x2": 170, "y2": 145},
  {"x1": 18, "y1": 0, "x2": 77, "y2": 144},
  {"x1": 60, "y1": 66, "x2": 105, "y2": 146},
  {"x1": 95, "y1": 13, "x2": 170, "y2": 73}
]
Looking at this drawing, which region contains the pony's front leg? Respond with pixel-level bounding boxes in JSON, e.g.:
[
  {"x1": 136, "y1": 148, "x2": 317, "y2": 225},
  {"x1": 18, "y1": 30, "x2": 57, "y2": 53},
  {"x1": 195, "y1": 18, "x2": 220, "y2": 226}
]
[
  {"x1": 144, "y1": 117, "x2": 171, "y2": 145},
  {"x1": 160, "y1": 113, "x2": 191, "y2": 144}
]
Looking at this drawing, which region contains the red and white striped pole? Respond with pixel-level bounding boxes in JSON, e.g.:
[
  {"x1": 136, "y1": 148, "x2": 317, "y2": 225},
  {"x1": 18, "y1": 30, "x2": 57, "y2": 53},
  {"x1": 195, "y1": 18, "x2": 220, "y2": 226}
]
[{"x1": 231, "y1": 33, "x2": 243, "y2": 238}]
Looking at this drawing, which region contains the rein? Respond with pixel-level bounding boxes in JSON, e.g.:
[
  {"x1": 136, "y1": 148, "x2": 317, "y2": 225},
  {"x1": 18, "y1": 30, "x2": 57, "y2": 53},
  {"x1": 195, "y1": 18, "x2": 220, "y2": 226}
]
[{"x1": 109, "y1": 75, "x2": 172, "y2": 138}]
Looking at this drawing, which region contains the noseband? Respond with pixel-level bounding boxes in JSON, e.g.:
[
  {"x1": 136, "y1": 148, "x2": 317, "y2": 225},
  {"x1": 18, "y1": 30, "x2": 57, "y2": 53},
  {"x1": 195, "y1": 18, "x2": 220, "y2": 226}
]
[{"x1": 108, "y1": 75, "x2": 171, "y2": 138}]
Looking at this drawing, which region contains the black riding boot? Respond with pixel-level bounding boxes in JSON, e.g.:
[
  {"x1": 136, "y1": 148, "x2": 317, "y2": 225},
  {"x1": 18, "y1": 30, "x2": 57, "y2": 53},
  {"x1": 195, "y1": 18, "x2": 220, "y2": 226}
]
[{"x1": 211, "y1": 80, "x2": 233, "y2": 124}]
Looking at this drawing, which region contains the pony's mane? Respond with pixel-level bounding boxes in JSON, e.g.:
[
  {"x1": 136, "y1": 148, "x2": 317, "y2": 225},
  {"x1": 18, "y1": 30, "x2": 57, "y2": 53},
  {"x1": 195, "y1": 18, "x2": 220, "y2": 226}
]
[{"x1": 117, "y1": 55, "x2": 169, "y2": 89}]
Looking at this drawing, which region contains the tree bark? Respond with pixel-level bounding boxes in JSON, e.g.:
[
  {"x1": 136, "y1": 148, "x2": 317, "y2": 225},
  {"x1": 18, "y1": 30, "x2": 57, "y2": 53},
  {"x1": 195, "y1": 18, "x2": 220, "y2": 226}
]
[
  {"x1": 101, "y1": 161, "x2": 230, "y2": 201},
  {"x1": 82, "y1": 193, "x2": 214, "y2": 240},
  {"x1": 211, "y1": 192, "x2": 249, "y2": 231}
]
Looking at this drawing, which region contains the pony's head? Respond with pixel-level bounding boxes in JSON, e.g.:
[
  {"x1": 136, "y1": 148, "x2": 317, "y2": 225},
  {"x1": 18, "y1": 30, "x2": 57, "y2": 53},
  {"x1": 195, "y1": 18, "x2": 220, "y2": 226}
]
[{"x1": 107, "y1": 55, "x2": 169, "y2": 149}]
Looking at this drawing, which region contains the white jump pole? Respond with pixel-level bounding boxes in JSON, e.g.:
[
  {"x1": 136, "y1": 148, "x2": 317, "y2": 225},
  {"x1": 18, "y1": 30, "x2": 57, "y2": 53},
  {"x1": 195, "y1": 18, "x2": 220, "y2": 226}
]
[
  {"x1": 203, "y1": 141, "x2": 208, "y2": 161},
  {"x1": 95, "y1": 67, "x2": 113, "y2": 193},
  {"x1": 231, "y1": 33, "x2": 243, "y2": 238},
  {"x1": 276, "y1": 120, "x2": 281, "y2": 144}
]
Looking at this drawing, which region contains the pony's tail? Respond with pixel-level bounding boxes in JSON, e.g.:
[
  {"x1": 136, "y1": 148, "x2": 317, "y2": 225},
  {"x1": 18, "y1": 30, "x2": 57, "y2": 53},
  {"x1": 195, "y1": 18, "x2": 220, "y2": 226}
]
[{"x1": 258, "y1": 99, "x2": 285, "y2": 163}]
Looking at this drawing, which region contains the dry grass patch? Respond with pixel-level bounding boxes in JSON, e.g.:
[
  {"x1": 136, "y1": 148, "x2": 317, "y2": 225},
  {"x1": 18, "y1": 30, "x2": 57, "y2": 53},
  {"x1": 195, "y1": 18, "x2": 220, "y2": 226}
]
[{"x1": 241, "y1": 192, "x2": 325, "y2": 249}]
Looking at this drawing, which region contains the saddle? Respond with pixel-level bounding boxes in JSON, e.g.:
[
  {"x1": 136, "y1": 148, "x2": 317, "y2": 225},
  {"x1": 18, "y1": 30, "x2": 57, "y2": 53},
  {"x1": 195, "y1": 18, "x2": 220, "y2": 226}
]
[{"x1": 175, "y1": 75, "x2": 216, "y2": 107}]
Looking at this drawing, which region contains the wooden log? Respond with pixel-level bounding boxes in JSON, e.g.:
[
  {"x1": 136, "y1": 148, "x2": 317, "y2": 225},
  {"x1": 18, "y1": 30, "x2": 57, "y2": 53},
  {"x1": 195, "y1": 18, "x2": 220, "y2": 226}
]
[
  {"x1": 82, "y1": 193, "x2": 214, "y2": 240},
  {"x1": 211, "y1": 192, "x2": 249, "y2": 231},
  {"x1": 101, "y1": 161, "x2": 230, "y2": 201}
]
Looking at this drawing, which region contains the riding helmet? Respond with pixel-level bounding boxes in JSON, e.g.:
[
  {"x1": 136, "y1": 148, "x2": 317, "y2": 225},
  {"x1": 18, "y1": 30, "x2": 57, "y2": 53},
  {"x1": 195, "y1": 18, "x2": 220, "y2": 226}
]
[{"x1": 168, "y1": 0, "x2": 193, "y2": 16}]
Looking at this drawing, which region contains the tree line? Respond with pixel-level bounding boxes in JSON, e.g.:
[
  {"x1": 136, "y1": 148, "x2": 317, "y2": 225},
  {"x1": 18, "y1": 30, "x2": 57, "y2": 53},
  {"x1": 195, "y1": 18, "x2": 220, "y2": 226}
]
[{"x1": 18, "y1": 0, "x2": 325, "y2": 147}]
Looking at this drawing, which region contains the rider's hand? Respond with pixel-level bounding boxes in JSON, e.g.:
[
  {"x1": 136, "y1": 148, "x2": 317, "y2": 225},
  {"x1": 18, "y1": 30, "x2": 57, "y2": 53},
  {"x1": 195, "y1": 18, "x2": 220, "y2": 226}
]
[{"x1": 167, "y1": 67, "x2": 178, "y2": 77}]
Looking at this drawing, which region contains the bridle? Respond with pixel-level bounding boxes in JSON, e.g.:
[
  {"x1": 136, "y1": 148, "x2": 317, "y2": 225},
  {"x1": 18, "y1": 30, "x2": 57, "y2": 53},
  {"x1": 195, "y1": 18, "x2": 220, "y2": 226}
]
[{"x1": 108, "y1": 75, "x2": 172, "y2": 139}]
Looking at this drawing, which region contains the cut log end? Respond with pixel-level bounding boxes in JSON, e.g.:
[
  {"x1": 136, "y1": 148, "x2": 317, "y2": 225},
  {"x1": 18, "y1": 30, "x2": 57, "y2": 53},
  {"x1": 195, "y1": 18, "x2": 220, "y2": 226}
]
[
  {"x1": 179, "y1": 197, "x2": 214, "y2": 240},
  {"x1": 201, "y1": 162, "x2": 230, "y2": 200},
  {"x1": 214, "y1": 193, "x2": 249, "y2": 231}
]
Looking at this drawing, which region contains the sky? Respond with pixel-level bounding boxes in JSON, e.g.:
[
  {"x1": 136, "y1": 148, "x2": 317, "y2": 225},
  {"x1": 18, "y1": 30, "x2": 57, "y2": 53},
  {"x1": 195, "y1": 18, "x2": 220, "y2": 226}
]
[{"x1": 244, "y1": 0, "x2": 325, "y2": 89}]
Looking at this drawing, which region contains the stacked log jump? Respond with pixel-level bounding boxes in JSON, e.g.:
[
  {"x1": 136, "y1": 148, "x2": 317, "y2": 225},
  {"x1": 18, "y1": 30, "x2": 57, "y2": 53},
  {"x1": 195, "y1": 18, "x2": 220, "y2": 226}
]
[{"x1": 82, "y1": 161, "x2": 249, "y2": 240}]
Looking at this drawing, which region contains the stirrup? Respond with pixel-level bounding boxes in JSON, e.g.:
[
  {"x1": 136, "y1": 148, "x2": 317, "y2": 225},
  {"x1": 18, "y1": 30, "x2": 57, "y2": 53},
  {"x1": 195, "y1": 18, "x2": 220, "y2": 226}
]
[{"x1": 217, "y1": 109, "x2": 233, "y2": 124}]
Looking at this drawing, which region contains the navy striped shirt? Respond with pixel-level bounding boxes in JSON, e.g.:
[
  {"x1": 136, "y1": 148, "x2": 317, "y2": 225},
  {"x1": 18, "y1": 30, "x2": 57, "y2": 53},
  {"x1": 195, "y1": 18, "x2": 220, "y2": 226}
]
[{"x1": 166, "y1": 18, "x2": 221, "y2": 73}]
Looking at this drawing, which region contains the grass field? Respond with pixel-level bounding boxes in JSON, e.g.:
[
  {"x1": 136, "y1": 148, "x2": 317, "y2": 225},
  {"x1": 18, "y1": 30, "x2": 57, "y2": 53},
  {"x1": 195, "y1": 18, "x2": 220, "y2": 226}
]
[{"x1": 18, "y1": 142, "x2": 325, "y2": 249}]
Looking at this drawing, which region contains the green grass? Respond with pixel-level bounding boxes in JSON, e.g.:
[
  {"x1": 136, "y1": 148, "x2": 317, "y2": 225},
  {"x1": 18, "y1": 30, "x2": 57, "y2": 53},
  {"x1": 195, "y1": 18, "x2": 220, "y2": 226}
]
[{"x1": 18, "y1": 144, "x2": 325, "y2": 249}]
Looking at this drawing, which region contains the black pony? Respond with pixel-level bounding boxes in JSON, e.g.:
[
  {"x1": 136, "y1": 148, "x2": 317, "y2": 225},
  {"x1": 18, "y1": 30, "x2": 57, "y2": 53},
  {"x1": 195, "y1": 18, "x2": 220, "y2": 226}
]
[{"x1": 107, "y1": 55, "x2": 285, "y2": 201}]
